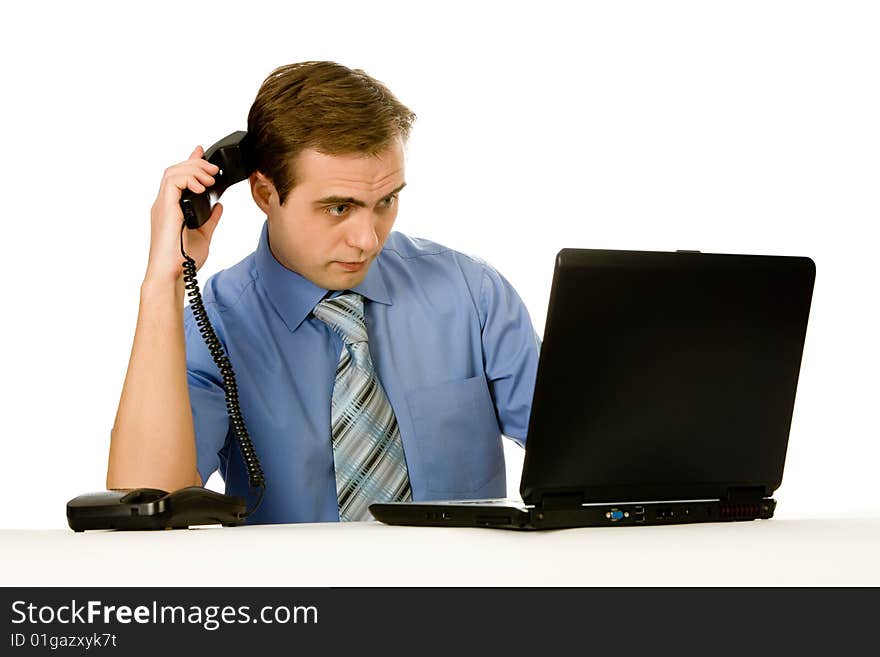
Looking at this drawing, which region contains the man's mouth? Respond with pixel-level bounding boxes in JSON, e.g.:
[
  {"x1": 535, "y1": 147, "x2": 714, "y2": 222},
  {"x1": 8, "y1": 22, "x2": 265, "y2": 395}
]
[{"x1": 336, "y1": 260, "x2": 366, "y2": 272}]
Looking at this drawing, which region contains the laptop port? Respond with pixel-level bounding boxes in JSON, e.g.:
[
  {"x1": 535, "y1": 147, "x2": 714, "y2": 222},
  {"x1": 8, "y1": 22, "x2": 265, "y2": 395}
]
[
  {"x1": 633, "y1": 506, "x2": 646, "y2": 523},
  {"x1": 424, "y1": 511, "x2": 453, "y2": 521},
  {"x1": 605, "y1": 508, "x2": 625, "y2": 522}
]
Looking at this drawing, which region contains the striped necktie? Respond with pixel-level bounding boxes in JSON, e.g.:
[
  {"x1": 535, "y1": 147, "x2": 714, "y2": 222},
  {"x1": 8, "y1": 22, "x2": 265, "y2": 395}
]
[{"x1": 312, "y1": 292, "x2": 413, "y2": 521}]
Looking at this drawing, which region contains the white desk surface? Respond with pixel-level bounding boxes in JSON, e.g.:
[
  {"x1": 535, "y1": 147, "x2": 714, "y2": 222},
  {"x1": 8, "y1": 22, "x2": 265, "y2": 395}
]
[{"x1": 2, "y1": 511, "x2": 878, "y2": 587}]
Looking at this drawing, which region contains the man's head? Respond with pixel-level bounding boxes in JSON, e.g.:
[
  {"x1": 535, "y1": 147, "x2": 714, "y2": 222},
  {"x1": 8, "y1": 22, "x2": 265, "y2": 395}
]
[{"x1": 247, "y1": 61, "x2": 416, "y2": 290}]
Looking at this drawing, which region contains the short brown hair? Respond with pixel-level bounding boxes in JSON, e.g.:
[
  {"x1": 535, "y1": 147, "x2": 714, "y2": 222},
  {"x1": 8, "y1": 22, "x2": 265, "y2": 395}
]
[{"x1": 247, "y1": 61, "x2": 417, "y2": 206}]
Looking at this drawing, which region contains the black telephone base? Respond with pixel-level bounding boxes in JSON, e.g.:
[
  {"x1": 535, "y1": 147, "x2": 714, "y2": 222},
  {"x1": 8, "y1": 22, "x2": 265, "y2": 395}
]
[{"x1": 66, "y1": 486, "x2": 248, "y2": 532}]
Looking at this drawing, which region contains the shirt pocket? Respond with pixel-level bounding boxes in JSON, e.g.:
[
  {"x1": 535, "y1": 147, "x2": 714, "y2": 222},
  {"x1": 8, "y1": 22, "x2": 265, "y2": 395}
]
[{"x1": 405, "y1": 374, "x2": 503, "y2": 495}]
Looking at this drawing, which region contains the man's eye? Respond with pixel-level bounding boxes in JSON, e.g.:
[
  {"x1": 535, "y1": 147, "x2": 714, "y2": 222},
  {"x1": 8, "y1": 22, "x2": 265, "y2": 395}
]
[
  {"x1": 327, "y1": 204, "x2": 349, "y2": 217},
  {"x1": 381, "y1": 195, "x2": 398, "y2": 208}
]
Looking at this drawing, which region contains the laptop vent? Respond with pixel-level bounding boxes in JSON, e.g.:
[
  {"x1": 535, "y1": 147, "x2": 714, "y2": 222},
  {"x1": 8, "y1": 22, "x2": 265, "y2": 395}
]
[{"x1": 718, "y1": 503, "x2": 761, "y2": 519}]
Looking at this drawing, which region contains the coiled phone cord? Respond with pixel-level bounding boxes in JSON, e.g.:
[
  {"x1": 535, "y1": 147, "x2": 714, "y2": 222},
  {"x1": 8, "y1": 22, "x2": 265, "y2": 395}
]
[{"x1": 180, "y1": 220, "x2": 266, "y2": 518}]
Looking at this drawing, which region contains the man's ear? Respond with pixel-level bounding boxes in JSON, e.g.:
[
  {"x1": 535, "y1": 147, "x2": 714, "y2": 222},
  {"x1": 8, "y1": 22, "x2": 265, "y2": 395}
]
[{"x1": 249, "y1": 171, "x2": 276, "y2": 214}]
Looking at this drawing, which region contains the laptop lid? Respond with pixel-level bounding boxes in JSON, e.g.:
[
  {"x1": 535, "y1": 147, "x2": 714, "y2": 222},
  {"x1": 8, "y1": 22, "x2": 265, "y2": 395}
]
[{"x1": 520, "y1": 249, "x2": 815, "y2": 507}]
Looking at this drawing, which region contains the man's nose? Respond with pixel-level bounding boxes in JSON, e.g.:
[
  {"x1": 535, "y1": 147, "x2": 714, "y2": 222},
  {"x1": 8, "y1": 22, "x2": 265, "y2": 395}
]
[{"x1": 344, "y1": 210, "x2": 380, "y2": 254}]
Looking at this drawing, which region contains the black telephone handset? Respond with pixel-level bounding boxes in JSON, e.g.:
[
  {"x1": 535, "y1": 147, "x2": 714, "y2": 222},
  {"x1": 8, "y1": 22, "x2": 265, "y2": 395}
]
[
  {"x1": 180, "y1": 130, "x2": 255, "y2": 229},
  {"x1": 66, "y1": 132, "x2": 265, "y2": 531}
]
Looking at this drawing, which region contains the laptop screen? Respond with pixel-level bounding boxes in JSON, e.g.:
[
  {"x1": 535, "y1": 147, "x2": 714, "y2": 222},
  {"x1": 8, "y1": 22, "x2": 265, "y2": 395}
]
[{"x1": 520, "y1": 249, "x2": 815, "y2": 505}]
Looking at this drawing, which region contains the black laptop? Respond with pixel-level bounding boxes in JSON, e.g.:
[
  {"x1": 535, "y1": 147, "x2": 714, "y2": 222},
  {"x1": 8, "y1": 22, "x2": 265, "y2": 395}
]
[{"x1": 370, "y1": 248, "x2": 815, "y2": 530}]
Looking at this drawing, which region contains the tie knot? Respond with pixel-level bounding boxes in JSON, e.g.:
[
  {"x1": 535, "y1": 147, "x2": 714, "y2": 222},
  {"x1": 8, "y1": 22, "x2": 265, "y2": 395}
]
[{"x1": 312, "y1": 293, "x2": 367, "y2": 344}]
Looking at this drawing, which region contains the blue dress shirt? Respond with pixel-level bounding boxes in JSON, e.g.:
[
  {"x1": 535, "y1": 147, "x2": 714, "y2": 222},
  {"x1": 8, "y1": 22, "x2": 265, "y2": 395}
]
[{"x1": 184, "y1": 220, "x2": 541, "y2": 524}]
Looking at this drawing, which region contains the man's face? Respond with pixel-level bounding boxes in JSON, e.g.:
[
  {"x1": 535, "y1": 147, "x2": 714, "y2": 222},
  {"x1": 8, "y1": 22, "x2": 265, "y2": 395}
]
[{"x1": 253, "y1": 138, "x2": 406, "y2": 290}]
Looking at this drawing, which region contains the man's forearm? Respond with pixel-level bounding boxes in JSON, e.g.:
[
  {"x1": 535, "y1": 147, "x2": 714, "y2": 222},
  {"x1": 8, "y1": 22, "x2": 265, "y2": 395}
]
[{"x1": 106, "y1": 277, "x2": 201, "y2": 491}]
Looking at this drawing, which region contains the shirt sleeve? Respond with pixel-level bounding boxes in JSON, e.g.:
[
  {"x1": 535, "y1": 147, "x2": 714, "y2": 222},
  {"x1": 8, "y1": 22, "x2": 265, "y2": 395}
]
[
  {"x1": 477, "y1": 262, "x2": 541, "y2": 446},
  {"x1": 183, "y1": 304, "x2": 232, "y2": 486}
]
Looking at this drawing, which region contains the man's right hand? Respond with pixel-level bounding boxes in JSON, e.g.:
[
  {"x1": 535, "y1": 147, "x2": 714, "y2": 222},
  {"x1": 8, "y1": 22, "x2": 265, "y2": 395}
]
[{"x1": 145, "y1": 145, "x2": 222, "y2": 286}]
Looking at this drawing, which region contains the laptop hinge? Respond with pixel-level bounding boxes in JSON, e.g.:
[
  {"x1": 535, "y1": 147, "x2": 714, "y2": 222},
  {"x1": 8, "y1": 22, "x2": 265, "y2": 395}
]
[
  {"x1": 539, "y1": 492, "x2": 584, "y2": 509},
  {"x1": 725, "y1": 486, "x2": 766, "y2": 503}
]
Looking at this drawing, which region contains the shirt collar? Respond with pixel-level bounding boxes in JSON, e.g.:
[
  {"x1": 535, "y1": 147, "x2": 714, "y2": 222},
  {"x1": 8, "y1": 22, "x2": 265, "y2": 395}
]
[{"x1": 253, "y1": 220, "x2": 392, "y2": 332}]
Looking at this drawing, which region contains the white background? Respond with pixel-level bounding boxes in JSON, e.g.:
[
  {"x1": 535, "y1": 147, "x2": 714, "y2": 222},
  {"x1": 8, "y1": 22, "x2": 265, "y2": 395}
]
[{"x1": 0, "y1": 1, "x2": 877, "y2": 529}]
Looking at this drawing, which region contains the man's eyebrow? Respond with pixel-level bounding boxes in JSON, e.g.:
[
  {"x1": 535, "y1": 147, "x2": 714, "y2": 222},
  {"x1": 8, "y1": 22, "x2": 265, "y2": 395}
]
[{"x1": 313, "y1": 182, "x2": 407, "y2": 208}]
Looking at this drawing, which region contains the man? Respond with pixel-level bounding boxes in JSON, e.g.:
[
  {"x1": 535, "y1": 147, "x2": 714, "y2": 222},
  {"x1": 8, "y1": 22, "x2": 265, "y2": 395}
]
[{"x1": 106, "y1": 61, "x2": 540, "y2": 524}]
